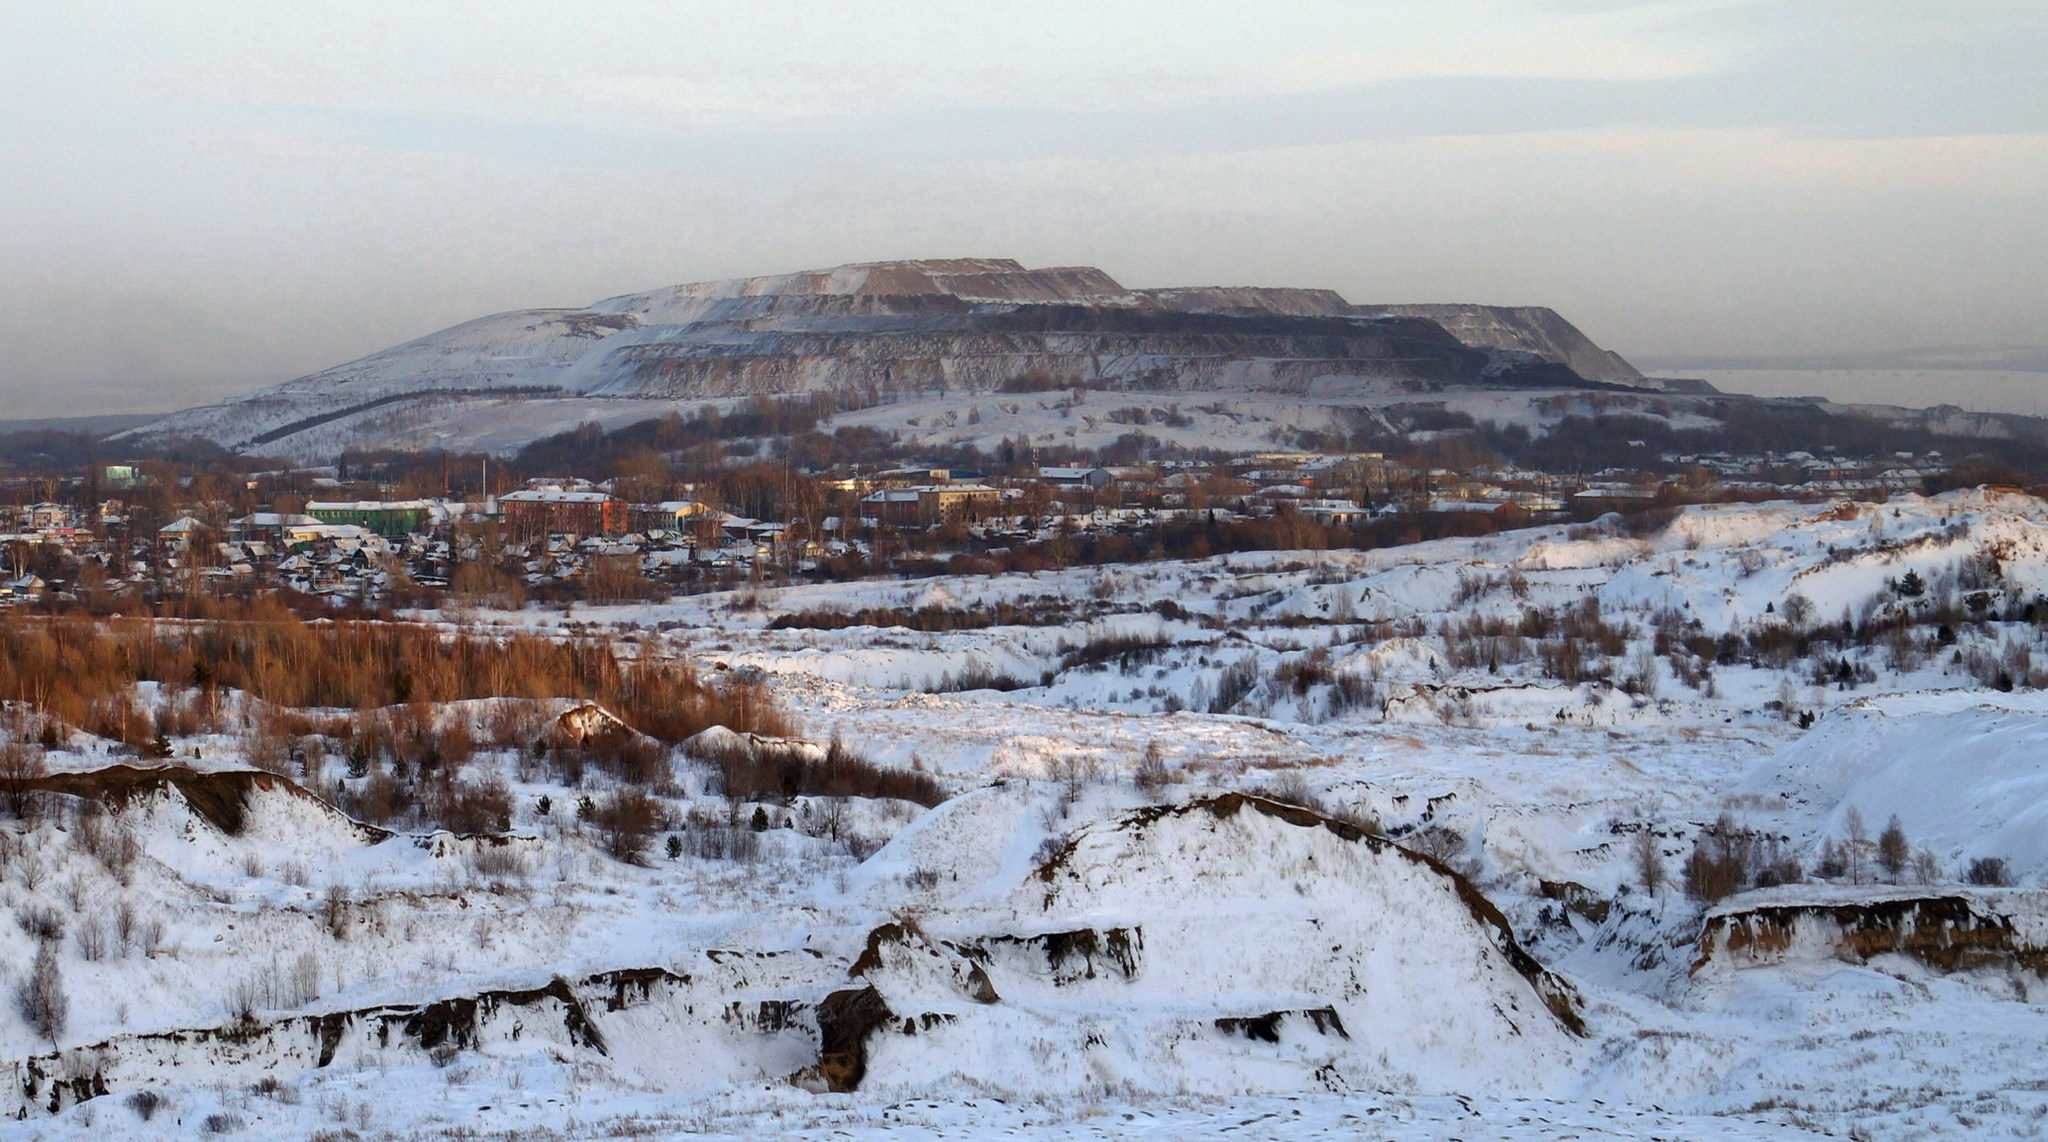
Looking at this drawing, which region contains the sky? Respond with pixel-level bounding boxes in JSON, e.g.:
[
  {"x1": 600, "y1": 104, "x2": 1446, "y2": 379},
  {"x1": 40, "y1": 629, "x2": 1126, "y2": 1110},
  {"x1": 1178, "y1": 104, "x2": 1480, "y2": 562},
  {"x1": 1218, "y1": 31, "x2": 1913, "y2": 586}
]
[{"x1": 2, "y1": 0, "x2": 2045, "y2": 418}]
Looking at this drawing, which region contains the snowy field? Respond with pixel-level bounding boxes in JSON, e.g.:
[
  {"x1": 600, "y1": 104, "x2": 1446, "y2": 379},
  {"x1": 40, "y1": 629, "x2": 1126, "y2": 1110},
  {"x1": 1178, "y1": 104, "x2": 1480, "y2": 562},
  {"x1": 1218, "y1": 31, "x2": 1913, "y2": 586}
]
[{"x1": 9, "y1": 491, "x2": 2048, "y2": 1139}]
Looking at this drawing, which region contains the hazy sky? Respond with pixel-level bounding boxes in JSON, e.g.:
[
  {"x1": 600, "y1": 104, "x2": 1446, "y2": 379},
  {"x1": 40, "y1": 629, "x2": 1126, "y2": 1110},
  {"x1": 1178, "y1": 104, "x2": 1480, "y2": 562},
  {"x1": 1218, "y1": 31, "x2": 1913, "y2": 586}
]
[{"x1": 3, "y1": 0, "x2": 2045, "y2": 417}]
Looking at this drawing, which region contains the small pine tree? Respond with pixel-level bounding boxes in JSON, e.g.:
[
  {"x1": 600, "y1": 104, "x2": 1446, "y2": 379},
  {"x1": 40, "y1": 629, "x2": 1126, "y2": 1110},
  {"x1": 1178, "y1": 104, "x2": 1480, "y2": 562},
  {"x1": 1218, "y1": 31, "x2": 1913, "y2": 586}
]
[
  {"x1": 576, "y1": 795, "x2": 596, "y2": 824},
  {"x1": 535, "y1": 795, "x2": 552, "y2": 817},
  {"x1": 665, "y1": 833, "x2": 683, "y2": 861},
  {"x1": 1897, "y1": 570, "x2": 1926, "y2": 598},
  {"x1": 750, "y1": 806, "x2": 770, "y2": 832},
  {"x1": 1877, "y1": 815, "x2": 1910, "y2": 881}
]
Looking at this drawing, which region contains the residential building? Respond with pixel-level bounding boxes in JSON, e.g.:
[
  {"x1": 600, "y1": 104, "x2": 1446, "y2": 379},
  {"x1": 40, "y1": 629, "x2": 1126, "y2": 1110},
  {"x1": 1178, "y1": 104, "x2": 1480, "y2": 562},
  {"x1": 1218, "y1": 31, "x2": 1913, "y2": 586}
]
[{"x1": 500, "y1": 489, "x2": 628, "y2": 536}]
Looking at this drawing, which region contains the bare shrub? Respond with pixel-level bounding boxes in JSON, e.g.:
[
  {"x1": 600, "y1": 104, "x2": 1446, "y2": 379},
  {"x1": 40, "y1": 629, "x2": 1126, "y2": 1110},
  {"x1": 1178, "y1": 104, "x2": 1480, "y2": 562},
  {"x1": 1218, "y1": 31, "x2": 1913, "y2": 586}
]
[
  {"x1": 594, "y1": 788, "x2": 665, "y2": 864},
  {"x1": 1326, "y1": 801, "x2": 1383, "y2": 835},
  {"x1": 240, "y1": 714, "x2": 294, "y2": 776},
  {"x1": 429, "y1": 775, "x2": 513, "y2": 835},
  {"x1": 688, "y1": 822, "x2": 761, "y2": 862},
  {"x1": 1206, "y1": 657, "x2": 1260, "y2": 714},
  {"x1": 225, "y1": 950, "x2": 321, "y2": 1018},
  {"x1": 1253, "y1": 772, "x2": 1323, "y2": 814},
  {"x1": 77, "y1": 809, "x2": 141, "y2": 881},
  {"x1": 1911, "y1": 848, "x2": 1942, "y2": 885},
  {"x1": 126, "y1": 1090, "x2": 164, "y2": 1121},
  {"x1": 75, "y1": 910, "x2": 110, "y2": 961},
  {"x1": 466, "y1": 845, "x2": 529, "y2": 883},
  {"x1": 14, "y1": 852, "x2": 44, "y2": 890},
  {"x1": 17, "y1": 903, "x2": 64, "y2": 942},
  {"x1": 137, "y1": 915, "x2": 166, "y2": 957},
  {"x1": 1966, "y1": 856, "x2": 2013, "y2": 887},
  {"x1": 1132, "y1": 741, "x2": 1171, "y2": 796},
  {"x1": 1405, "y1": 823, "x2": 1469, "y2": 868},
  {"x1": 342, "y1": 773, "x2": 411, "y2": 827},
  {"x1": 286, "y1": 950, "x2": 321, "y2": 1008},
  {"x1": 584, "y1": 733, "x2": 671, "y2": 788}
]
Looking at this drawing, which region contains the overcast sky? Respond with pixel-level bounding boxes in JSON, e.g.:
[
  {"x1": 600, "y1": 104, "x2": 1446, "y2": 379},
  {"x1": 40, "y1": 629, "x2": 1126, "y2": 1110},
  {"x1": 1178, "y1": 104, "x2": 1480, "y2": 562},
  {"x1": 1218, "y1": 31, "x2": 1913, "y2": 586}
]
[{"x1": 3, "y1": 0, "x2": 2044, "y2": 418}]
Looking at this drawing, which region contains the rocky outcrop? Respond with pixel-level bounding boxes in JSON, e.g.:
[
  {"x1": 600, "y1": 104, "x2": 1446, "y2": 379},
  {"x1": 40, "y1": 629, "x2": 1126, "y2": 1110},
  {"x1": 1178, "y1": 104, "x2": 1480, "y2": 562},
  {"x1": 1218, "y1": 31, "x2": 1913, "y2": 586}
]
[
  {"x1": 1693, "y1": 890, "x2": 2048, "y2": 983},
  {"x1": 121, "y1": 258, "x2": 1640, "y2": 458}
]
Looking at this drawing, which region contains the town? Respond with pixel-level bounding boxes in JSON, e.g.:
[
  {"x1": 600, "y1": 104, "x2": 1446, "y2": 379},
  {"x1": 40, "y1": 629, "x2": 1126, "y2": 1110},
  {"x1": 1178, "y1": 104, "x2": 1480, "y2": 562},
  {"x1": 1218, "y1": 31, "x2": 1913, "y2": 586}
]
[{"x1": 0, "y1": 408, "x2": 1979, "y2": 611}]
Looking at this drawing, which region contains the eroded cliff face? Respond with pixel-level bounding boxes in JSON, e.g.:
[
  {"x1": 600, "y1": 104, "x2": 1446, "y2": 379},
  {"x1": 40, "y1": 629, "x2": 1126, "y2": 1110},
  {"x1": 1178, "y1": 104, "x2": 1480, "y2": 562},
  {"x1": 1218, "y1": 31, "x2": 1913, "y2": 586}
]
[
  {"x1": 1693, "y1": 891, "x2": 2048, "y2": 989},
  {"x1": 6, "y1": 959, "x2": 830, "y2": 1118},
  {"x1": 122, "y1": 258, "x2": 1640, "y2": 457}
]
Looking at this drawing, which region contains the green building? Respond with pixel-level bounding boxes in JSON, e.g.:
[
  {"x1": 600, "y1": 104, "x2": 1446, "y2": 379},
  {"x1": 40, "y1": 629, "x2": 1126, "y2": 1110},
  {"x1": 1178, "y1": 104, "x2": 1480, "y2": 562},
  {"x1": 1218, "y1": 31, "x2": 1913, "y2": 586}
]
[{"x1": 303, "y1": 500, "x2": 436, "y2": 537}]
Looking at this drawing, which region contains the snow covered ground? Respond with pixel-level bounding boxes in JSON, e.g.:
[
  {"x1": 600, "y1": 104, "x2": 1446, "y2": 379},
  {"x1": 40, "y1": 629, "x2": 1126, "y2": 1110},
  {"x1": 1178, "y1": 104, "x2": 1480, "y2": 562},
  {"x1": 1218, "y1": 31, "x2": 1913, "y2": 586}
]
[{"x1": 9, "y1": 491, "x2": 2048, "y2": 1139}]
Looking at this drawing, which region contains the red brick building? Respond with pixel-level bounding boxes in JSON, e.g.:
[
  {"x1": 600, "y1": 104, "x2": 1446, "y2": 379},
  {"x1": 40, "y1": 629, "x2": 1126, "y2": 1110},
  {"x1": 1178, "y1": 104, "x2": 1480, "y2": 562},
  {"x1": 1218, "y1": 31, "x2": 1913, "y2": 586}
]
[{"x1": 498, "y1": 489, "x2": 628, "y2": 536}]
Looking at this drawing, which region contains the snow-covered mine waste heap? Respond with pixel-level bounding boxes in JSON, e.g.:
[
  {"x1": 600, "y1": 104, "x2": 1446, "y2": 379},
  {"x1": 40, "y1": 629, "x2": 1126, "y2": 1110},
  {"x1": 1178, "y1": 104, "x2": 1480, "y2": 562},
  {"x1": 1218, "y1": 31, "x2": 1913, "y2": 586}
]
[
  {"x1": 11, "y1": 490, "x2": 2048, "y2": 1139},
  {"x1": 118, "y1": 257, "x2": 1644, "y2": 461}
]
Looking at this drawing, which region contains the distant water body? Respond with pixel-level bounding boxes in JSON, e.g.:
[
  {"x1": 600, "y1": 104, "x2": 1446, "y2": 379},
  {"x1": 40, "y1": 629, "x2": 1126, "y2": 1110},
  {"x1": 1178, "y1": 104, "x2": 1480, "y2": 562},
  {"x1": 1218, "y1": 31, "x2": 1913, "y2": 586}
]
[{"x1": 1681, "y1": 369, "x2": 2048, "y2": 419}]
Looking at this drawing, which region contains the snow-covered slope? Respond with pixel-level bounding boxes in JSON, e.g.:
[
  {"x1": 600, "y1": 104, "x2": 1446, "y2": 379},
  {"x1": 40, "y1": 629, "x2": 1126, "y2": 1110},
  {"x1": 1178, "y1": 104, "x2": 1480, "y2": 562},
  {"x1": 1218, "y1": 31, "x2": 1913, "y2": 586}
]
[
  {"x1": 118, "y1": 257, "x2": 1641, "y2": 459},
  {"x1": 20, "y1": 491, "x2": 2048, "y2": 1139},
  {"x1": 830, "y1": 792, "x2": 1582, "y2": 1098}
]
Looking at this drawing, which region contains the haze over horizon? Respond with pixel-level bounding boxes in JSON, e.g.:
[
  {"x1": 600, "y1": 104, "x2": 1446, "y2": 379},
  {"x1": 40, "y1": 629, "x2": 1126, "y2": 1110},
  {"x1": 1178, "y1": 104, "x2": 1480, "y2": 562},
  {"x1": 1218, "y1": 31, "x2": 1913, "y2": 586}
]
[{"x1": 3, "y1": 0, "x2": 2044, "y2": 419}]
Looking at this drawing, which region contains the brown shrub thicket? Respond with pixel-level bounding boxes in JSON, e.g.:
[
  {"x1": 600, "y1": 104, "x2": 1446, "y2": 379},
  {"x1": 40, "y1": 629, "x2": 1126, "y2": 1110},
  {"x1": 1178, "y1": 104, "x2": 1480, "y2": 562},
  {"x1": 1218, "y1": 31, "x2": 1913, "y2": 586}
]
[
  {"x1": 693, "y1": 734, "x2": 945, "y2": 807},
  {"x1": 593, "y1": 788, "x2": 666, "y2": 863},
  {"x1": 427, "y1": 775, "x2": 514, "y2": 835},
  {"x1": 1684, "y1": 814, "x2": 1801, "y2": 902},
  {"x1": 0, "y1": 603, "x2": 786, "y2": 744}
]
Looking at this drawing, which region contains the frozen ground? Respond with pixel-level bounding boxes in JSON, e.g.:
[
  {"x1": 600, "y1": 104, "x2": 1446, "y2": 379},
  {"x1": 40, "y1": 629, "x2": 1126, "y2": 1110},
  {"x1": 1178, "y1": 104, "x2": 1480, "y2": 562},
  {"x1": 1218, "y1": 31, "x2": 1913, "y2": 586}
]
[{"x1": 9, "y1": 492, "x2": 2048, "y2": 1139}]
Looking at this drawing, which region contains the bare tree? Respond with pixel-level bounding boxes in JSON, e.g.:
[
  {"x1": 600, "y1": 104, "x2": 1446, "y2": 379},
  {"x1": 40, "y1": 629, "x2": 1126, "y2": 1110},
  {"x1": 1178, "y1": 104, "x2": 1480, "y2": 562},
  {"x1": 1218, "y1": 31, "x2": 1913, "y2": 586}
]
[
  {"x1": 0, "y1": 742, "x2": 45, "y2": 821},
  {"x1": 1634, "y1": 829, "x2": 1667, "y2": 895},
  {"x1": 15, "y1": 942, "x2": 67, "y2": 1043},
  {"x1": 1877, "y1": 815, "x2": 1911, "y2": 882},
  {"x1": 1844, "y1": 806, "x2": 1868, "y2": 886}
]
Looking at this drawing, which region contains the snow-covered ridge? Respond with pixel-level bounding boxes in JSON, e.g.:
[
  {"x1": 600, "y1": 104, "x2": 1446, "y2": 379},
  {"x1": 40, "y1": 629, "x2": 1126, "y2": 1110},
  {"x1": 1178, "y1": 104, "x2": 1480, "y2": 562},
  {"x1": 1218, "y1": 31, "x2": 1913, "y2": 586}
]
[
  {"x1": 118, "y1": 257, "x2": 1640, "y2": 459},
  {"x1": 806, "y1": 789, "x2": 1586, "y2": 1097}
]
